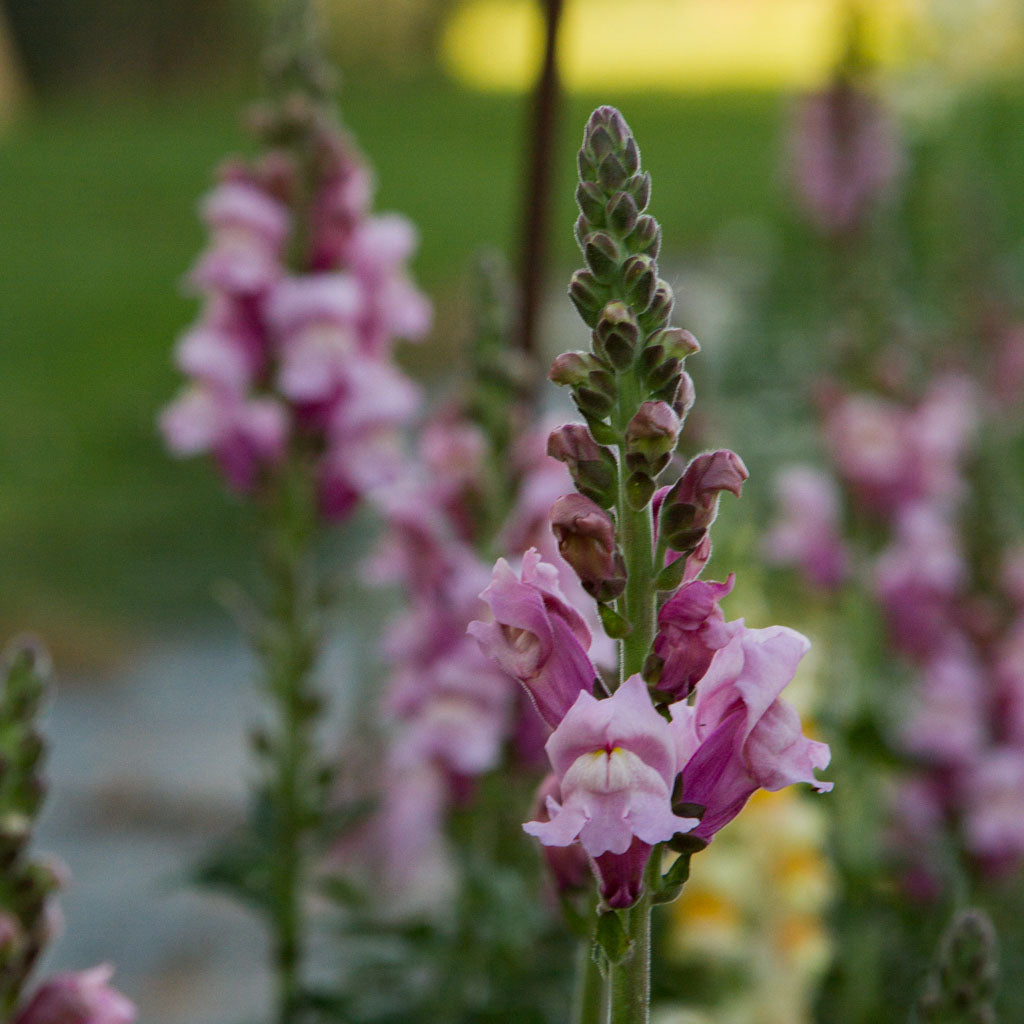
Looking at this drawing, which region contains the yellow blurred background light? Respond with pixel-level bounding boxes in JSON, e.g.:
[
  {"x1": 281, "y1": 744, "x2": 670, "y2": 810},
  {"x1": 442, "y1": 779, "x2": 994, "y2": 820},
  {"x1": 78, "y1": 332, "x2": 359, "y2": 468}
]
[{"x1": 441, "y1": 0, "x2": 914, "y2": 92}]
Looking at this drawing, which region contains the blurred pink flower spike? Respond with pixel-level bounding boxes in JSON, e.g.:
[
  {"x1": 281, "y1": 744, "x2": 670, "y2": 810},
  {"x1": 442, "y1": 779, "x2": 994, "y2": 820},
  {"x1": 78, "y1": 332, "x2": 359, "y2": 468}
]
[
  {"x1": 671, "y1": 623, "x2": 832, "y2": 843},
  {"x1": 524, "y1": 675, "x2": 700, "y2": 908},
  {"x1": 14, "y1": 964, "x2": 136, "y2": 1024},
  {"x1": 469, "y1": 548, "x2": 596, "y2": 729}
]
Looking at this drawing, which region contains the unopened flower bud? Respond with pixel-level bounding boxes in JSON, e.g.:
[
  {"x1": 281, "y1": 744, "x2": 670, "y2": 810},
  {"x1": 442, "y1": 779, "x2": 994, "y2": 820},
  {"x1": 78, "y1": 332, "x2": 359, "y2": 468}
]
[
  {"x1": 626, "y1": 402, "x2": 681, "y2": 471},
  {"x1": 639, "y1": 280, "x2": 674, "y2": 332},
  {"x1": 550, "y1": 494, "x2": 626, "y2": 602},
  {"x1": 547, "y1": 425, "x2": 619, "y2": 508},
  {"x1": 674, "y1": 372, "x2": 696, "y2": 418},
  {"x1": 584, "y1": 108, "x2": 619, "y2": 160},
  {"x1": 626, "y1": 471, "x2": 657, "y2": 510},
  {"x1": 576, "y1": 181, "x2": 606, "y2": 226},
  {"x1": 607, "y1": 191, "x2": 639, "y2": 236},
  {"x1": 574, "y1": 386, "x2": 614, "y2": 420},
  {"x1": 549, "y1": 351, "x2": 603, "y2": 388},
  {"x1": 659, "y1": 449, "x2": 748, "y2": 550},
  {"x1": 625, "y1": 171, "x2": 651, "y2": 211},
  {"x1": 594, "y1": 301, "x2": 639, "y2": 369},
  {"x1": 621, "y1": 135, "x2": 640, "y2": 175},
  {"x1": 597, "y1": 153, "x2": 629, "y2": 193},
  {"x1": 646, "y1": 356, "x2": 680, "y2": 392},
  {"x1": 568, "y1": 269, "x2": 609, "y2": 328},
  {"x1": 626, "y1": 213, "x2": 660, "y2": 257},
  {"x1": 648, "y1": 327, "x2": 699, "y2": 360},
  {"x1": 583, "y1": 232, "x2": 622, "y2": 284},
  {"x1": 622, "y1": 255, "x2": 656, "y2": 312}
]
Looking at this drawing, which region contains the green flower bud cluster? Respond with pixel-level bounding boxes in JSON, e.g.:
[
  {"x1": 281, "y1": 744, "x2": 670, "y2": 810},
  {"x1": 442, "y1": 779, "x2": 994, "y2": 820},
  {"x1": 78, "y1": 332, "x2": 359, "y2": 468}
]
[
  {"x1": 553, "y1": 106, "x2": 700, "y2": 512},
  {"x1": 0, "y1": 641, "x2": 62, "y2": 1017}
]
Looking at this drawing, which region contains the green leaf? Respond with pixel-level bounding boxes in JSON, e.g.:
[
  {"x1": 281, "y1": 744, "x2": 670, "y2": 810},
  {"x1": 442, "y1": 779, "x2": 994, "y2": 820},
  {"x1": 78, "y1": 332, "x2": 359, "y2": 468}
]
[
  {"x1": 583, "y1": 414, "x2": 619, "y2": 446},
  {"x1": 654, "y1": 556, "x2": 688, "y2": 592},
  {"x1": 598, "y1": 603, "x2": 633, "y2": 639},
  {"x1": 595, "y1": 909, "x2": 633, "y2": 966}
]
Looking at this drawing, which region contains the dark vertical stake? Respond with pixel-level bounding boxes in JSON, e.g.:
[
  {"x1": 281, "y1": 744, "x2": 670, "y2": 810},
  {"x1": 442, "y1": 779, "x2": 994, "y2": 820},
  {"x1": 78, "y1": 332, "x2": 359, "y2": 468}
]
[{"x1": 517, "y1": 0, "x2": 565, "y2": 362}]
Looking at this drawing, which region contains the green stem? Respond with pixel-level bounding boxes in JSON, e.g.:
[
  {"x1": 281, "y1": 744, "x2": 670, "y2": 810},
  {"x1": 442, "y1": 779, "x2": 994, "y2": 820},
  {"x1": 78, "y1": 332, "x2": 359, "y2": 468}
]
[
  {"x1": 573, "y1": 940, "x2": 608, "y2": 1024},
  {"x1": 614, "y1": 372, "x2": 657, "y2": 682},
  {"x1": 608, "y1": 862, "x2": 655, "y2": 1024},
  {"x1": 618, "y1": 492, "x2": 655, "y2": 680},
  {"x1": 263, "y1": 458, "x2": 320, "y2": 1024}
]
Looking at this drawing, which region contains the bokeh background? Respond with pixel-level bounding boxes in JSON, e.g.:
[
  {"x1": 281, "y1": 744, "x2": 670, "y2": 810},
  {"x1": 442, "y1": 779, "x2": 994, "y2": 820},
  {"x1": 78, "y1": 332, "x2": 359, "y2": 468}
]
[{"x1": 3, "y1": 0, "x2": 1024, "y2": 1020}]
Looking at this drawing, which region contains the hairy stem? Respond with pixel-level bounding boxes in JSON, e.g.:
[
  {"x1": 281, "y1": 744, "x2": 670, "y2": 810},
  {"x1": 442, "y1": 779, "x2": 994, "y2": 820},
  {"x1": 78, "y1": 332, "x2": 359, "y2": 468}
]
[
  {"x1": 609, "y1": 877, "x2": 654, "y2": 1024},
  {"x1": 574, "y1": 940, "x2": 609, "y2": 1024}
]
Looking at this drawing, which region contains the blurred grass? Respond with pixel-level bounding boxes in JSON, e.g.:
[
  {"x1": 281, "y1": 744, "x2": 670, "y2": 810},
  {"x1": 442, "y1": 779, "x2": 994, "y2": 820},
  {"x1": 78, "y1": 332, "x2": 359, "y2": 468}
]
[{"x1": 0, "y1": 70, "x2": 788, "y2": 653}]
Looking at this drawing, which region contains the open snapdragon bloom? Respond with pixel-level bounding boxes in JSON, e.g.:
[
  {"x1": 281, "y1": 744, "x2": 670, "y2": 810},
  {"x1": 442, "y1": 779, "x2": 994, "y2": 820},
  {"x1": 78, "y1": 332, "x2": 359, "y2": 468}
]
[
  {"x1": 469, "y1": 548, "x2": 596, "y2": 728},
  {"x1": 671, "y1": 623, "x2": 832, "y2": 842},
  {"x1": 524, "y1": 675, "x2": 698, "y2": 856}
]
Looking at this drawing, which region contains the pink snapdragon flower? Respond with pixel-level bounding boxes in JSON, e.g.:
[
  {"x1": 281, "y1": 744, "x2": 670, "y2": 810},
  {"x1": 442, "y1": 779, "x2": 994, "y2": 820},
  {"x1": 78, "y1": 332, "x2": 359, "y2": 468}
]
[
  {"x1": 524, "y1": 675, "x2": 699, "y2": 905},
  {"x1": 962, "y1": 748, "x2": 1024, "y2": 874},
  {"x1": 14, "y1": 965, "x2": 136, "y2": 1024},
  {"x1": 875, "y1": 503, "x2": 965, "y2": 659},
  {"x1": 268, "y1": 273, "x2": 363, "y2": 403},
  {"x1": 469, "y1": 548, "x2": 597, "y2": 729},
  {"x1": 387, "y1": 640, "x2": 512, "y2": 779},
  {"x1": 901, "y1": 645, "x2": 988, "y2": 766},
  {"x1": 670, "y1": 623, "x2": 832, "y2": 841},
  {"x1": 190, "y1": 179, "x2": 289, "y2": 294},
  {"x1": 651, "y1": 576, "x2": 737, "y2": 700},
  {"x1": 162, "y1": 116, "x2": 431, "y2": 512},
  {"x1": 160, "y1": 385, "x2": 288, "y2": 492},
  {"x1": 763, "y1": 464, "x2": 850, "y2": 589},
  {"x1": 824, "y1": 392, "x2": 912, "y2": 512}
]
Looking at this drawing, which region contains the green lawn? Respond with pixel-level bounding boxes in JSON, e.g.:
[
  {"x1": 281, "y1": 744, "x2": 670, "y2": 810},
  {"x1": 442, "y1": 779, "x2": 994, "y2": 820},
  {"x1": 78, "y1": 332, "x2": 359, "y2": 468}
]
[{"x1": 0, "y1": 71, "x2": 797, "y2": 657}]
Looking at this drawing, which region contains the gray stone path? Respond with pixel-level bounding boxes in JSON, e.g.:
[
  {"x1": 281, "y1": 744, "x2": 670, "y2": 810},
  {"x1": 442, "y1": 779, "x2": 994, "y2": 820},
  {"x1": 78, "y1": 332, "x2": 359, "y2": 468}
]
[{"x1": 32, "y1": 633, "x2": 313, "y2": 1024}]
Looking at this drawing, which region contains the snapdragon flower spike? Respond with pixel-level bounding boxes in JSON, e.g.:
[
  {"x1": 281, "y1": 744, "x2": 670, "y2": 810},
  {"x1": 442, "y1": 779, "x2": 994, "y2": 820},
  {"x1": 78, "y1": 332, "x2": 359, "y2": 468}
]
[
  {"x1": 523, "y1": 675, "x2": 699, "y2": 908},
  {"x1": 469, "y1": 549, "x2": 597, "y2": 729},
  {"x1": 670, "y1": 623, "x2": 832, "y2": 842},
  {"x1": 553, "y1": 107, "x2": 699, "y2": 512},
  {"x1": 0, "y1": 642, "x2": 72, "y2": 1013},
  {"x1": 161, "y1": 101, "x2": 431, "y2": 514}
]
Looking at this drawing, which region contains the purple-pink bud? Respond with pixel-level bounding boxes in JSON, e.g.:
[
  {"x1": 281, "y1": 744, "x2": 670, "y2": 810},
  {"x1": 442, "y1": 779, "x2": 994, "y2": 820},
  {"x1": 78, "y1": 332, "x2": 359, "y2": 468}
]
[
  {"x1": 547, "y1": 423, "x2": 603, "y2": 465},
  {"x1": 549, "y1": 494, "x2": 626, "y2": 602},
  {"x1": 14, "y1": 965, "x2": 136, "y2": 1024},
  {"x1": 625, "y1": 401, "x2": 680, "y2": 462},
  {"x1": 679, "y1": 450, "x2": 749, "y2": 505},
  {"x1": 652, "y1": 577, "x2": 736, "y2": 700},
  {"x1": 658, "y1": 450, "x2": 748, "y2": 553},
  {"x1": 549, "y1": 352, "x2": 599, "y2": 389}
]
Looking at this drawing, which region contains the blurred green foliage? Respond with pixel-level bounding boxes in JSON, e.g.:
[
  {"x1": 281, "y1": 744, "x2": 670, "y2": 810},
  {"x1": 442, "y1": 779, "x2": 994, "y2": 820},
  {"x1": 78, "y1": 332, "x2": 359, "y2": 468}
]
[{"x1": 0, "y1": 72, "x2": 784, "y2": 654}]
